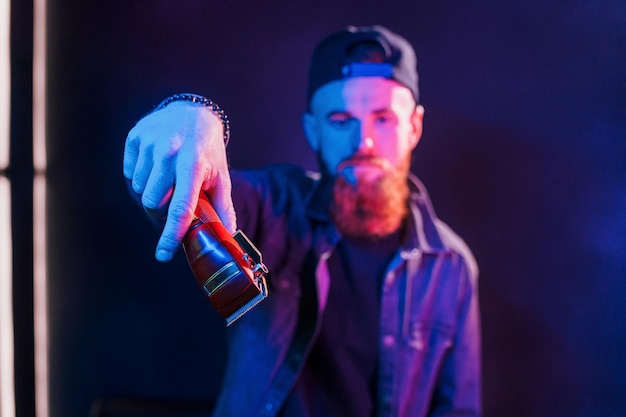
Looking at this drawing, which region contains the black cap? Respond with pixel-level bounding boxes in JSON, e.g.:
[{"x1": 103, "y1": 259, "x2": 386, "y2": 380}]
[{"x1": 307, "y1": 25, "x2": 419, "y2": 107}]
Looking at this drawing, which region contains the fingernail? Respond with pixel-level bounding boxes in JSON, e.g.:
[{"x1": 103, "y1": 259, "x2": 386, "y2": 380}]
[{"x1": 156, "y1": 249, "x2": 171, "y2": 262}]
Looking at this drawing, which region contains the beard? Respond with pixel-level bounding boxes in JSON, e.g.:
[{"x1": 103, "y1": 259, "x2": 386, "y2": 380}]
[{"x1": 330, "y1": 154, "x2": 411, "y2": 239}]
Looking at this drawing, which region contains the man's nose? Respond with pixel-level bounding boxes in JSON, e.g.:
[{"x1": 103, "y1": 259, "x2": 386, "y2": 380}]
[{"x1": 355, "y1": 123, "x2": 375, "y2": 154}]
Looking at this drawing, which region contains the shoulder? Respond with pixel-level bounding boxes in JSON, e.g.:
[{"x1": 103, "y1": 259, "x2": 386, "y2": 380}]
[
  {"x1": 232, "y1": 164, "x2": 315, "y2": 192},
  {"x1": 230, "y1": 164, "x2": 319, "y2": 233},
  {"x1": 408, "y1": 174, "x2": 479, "y2": 281},
  {"x1": 435, "y1": 219, "x2": 479, "y2": 282}
]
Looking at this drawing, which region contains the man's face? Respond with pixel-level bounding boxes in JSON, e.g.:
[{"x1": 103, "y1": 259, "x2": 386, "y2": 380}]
[
  {"x1": 304, "y1": 76, "x2": 423, "y2": 179},
  {"x1": 303, "y1": 77, "x2": 425, "y2": 238}
]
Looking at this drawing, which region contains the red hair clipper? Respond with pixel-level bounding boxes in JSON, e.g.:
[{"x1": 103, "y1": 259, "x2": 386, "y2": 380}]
[{"x1": 181, "y1": 193, "x2": 268, "y2": 326}]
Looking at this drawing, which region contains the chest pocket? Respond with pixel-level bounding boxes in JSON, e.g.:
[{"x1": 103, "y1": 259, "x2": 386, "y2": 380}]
[
  {"x1": 404, "y1": 320, "x2": 453, "y2": 352},
  {"x1": 400, "y1": 252, "x2": 458, "y2": 352}
]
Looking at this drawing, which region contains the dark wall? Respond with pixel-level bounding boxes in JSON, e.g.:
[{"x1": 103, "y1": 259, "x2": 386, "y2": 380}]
[{"x1": 41, "y1": 0, "x2": 625, "y2": 416}]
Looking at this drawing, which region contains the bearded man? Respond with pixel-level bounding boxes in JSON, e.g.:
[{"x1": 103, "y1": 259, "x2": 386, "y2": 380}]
[{"x1": 124, "y1": 25, "x2": 481, "y2": 417}]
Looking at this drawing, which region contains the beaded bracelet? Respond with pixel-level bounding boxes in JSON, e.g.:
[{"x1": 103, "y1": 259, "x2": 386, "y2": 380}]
[{"x1": 154, "y1": 93, "x2": 231, "y2": 146}]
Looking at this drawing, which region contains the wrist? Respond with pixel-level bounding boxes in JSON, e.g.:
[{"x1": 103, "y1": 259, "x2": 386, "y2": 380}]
[{"x1": 154, "y1": 93, "x2": 230, "y2": 146}]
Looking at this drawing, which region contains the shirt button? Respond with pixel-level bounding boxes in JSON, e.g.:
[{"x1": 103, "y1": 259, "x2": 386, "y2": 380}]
[
  {"x1": 265, "y1": 403, "x2": 274, "y2": 411},
  {"x1": 383, "y1": 335, "x2": 395, "y2": 347}
]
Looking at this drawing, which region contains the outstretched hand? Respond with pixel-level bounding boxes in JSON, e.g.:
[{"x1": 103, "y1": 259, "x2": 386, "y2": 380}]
[{"x1": 123, "y1": 101, "x2": 236, "y2": 262}]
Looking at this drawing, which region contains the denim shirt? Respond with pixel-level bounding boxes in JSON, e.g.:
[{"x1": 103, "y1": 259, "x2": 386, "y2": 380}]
[{"x1": 212, "y1": 164, "x2": 481, "y2": 417}]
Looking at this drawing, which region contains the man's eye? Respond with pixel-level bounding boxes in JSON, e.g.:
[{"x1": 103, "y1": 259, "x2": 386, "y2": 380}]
[
  {"x1": 375, "y1": 114, "x2": 394, "y2": 125},
  {"x1": 329, "y1": 116, "x2": 352, "y2": 127}
]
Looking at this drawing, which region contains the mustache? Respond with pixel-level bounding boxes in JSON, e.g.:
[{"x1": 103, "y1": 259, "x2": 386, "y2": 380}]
[
  {"x1": 335, "y1": 156, "x2": 393, "y2": 187},
  {"x1": 337, "y1": 155, "x2": 390, "y2": 172}
]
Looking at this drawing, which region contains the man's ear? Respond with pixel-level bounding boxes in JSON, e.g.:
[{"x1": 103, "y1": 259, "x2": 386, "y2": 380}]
[
  {"x1": 302, "y1": 112, "x2": 320, "y2": 152},
  {"x1": 409, "y1": 104, "x2": 425, "y2": 150}
]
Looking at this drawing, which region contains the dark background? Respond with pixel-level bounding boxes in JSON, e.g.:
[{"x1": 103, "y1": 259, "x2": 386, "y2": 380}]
[{"x1": 12, "y1": 0, "x2": 626, "y2": 416}]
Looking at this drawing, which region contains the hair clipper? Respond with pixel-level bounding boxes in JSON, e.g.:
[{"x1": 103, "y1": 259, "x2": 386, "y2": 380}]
[{"x1": 181, "y1": 193, "x2": 268, "y2": 326}]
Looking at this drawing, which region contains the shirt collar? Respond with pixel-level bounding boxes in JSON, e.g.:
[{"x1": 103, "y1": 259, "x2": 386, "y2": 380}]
[
  {"x1": 402, "y1": 173, "x2": 448, "y2": 254},
  {"x1": 304, "y1": 171, "x2": 334, "y2": 222}
]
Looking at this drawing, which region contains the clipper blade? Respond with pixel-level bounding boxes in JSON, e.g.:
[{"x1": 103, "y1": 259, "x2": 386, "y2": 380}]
[{"x1": 224, "y1": 275, "x2": 268, "y2": 326}]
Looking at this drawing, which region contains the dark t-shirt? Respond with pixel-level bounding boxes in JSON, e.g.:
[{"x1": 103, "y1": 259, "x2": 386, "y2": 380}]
[{"x1": 279, "y1": 230, "x2": 402, "y2": 417}]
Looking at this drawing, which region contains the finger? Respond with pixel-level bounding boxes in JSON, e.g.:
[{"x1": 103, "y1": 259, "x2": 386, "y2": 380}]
[
  {"x1": 141, "y1": 157, "x2": 175, "y2": 220},
  {"x1": 131, "y1": 142, "x2": 153, "y2": 194},
  {"x1": 209, "y1": 170, "x2": 237, "y2": 233},
  {"x1": 155, "y1": 166, "x2": 203, "y2": 262},
  {"x1": 142, "y1": 188, "x2": 173, "y2": 223},
  {"x1": 123, "y1": 132, "x2": 140, "y2": 180}
]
